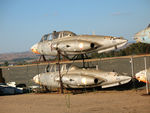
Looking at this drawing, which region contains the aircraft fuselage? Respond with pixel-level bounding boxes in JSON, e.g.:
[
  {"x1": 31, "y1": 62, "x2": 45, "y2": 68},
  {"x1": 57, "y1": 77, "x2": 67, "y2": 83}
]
[{"x1": 31, "y1": 34, "x2": 127, "y2": 56}]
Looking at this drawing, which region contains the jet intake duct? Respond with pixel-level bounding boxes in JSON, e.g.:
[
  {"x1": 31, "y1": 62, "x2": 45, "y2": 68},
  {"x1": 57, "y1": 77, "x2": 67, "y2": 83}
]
[
  {"x1": 55, "y1": 40, "x2": 97, "y2": 52},
  {"x1": 62, "y1": 75, "x2": 99, "y2": 86},
  {"x1": 94, "y1": 78, "x2": 98, "y2": 84},
  {"x1": 90, "y1": 43, "x2": 95, "y2": 48}
]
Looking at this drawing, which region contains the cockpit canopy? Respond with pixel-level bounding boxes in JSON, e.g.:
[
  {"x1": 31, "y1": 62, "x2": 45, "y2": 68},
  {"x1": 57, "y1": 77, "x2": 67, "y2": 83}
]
[{"x1": 40, "y1": 31, "x2": 76, "y2": 42}]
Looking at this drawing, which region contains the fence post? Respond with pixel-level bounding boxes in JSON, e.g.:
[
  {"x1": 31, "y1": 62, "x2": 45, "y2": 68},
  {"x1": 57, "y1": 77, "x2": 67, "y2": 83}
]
[
  {"x1": 130, "y1": 56, "x2": 135, "y2": 89},
  {"x1": 144, "y1": 57, "x2": 149, "y2": 94}
]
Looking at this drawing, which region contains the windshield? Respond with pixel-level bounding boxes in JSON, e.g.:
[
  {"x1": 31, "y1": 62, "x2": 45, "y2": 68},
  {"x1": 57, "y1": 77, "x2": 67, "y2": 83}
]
[{"x1": 40, "y1": 31, "x2": 76, "y2": 42}]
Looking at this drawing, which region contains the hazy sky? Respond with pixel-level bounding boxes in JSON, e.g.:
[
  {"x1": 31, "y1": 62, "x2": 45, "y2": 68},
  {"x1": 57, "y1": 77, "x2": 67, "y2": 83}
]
[{"x1": 0, "y1": 0, "x2": 150, "y2": 53}]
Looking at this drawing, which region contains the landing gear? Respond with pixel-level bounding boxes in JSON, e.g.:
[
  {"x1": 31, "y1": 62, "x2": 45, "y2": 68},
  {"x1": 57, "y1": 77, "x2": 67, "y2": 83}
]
[
  {"x1": 39, "y1": 55, "x2": 46, "y2": 62},
  {"x1": 71, "y1": 54, "x2": 90, "y2": 68}
]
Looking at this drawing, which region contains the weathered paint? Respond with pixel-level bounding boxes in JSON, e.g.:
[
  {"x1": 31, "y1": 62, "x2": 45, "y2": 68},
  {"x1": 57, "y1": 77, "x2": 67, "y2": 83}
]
[
  {"x1": 135, "y1": 68, "x2": 150, "y2": 83},
  {"x1": 33, "y1": 65, "x2": 131, "y2": 89},
  {"x1": 31, "y1": 31, "x2": 128, "y2": 56},
  {"x1": 134, "y1": 24, "x2": 150, "y2": 44}
]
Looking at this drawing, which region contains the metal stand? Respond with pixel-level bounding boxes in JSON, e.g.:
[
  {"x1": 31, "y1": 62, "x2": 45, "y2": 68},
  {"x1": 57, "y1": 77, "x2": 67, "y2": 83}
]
[
  {"x1": 36, "y1": 61, "x2": 41, "y2": 92},
  {"x1": 57, "y1": 50, "x2": 64, "y2": 94},
  {"x1": 81, "y1": 54, "x2": 85, "y2": 68},
  {"x1": 39, "y1": 55, "x2": 46, "y2": 61}
]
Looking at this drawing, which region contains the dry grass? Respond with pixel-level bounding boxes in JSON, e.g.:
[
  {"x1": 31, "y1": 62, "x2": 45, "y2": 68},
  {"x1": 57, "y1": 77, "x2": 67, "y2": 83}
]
[{"x1": 0, "y1": 89, "x2": 150, "y2": 113}]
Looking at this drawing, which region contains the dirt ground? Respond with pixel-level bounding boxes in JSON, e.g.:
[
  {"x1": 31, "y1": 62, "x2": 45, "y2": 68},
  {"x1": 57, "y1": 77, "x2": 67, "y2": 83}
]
[{"x1": 0, "y1": 89, "x2": 150, "y2": 113}]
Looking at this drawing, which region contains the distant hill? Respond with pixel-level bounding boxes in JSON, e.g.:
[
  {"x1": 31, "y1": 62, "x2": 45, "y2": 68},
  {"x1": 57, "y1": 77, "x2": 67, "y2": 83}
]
[{"x1": 0, "y1": 51, "x2": 38, "y2": 62}]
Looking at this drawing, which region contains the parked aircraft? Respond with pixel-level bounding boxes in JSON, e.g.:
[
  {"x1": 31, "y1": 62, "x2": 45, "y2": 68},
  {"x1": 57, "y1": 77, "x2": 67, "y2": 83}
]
[
  {"x1": 33, "y1": 65, "x2": 131, "y2": 89},
  {"x1": 135, "y1": 69, "x2": 150, "y2": 83},
  {"x1": 0, "y1": 82, "x2": 23, "y2": 95},
  {"x1": 134, "y1": 24, "x2": 150, "y2": 44},
  {"x1": 31, "y1": 31, "x2": 128, "y2": 59}
]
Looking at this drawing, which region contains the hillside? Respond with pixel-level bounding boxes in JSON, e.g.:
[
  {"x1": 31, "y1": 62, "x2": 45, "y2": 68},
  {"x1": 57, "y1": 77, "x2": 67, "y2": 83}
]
[{"x1": 0, "y1": 51, "x2": 38, "y2": 63}]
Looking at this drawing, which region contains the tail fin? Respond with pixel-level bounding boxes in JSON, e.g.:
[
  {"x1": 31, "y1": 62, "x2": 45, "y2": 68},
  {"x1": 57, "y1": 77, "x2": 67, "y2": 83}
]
[{"x1": 147, "y1": 24, "x2": 150, "y2": 28}]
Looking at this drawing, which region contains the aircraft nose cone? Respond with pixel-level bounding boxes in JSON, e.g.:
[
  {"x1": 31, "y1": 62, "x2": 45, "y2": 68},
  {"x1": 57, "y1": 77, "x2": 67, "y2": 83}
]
[
  {"x1": 30, "y1": 43, "x2": 37, "y2": 51},
  {"x1": 30, "y1": 43, "x2": 40, "y2": 54},
  {"x1": 135, "y1": 74, "x2": 141, "y2": 80},
  {"x1": 135, "y1": 70, "x2": 146, "y2": 83},
  {"x1": 33, "y1": 74, "x2": 40, "y2": 84}
]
